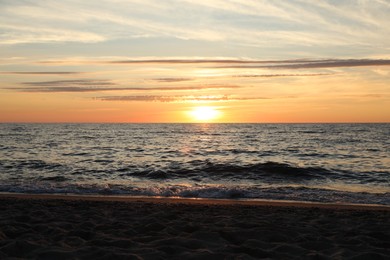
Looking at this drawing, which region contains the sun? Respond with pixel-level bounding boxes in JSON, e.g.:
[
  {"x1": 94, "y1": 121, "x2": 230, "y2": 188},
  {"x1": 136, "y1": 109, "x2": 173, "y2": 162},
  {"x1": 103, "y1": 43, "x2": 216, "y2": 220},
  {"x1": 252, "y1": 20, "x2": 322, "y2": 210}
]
[{"x1": 190, "y1": 106, "x2": 220, "y2": 121}]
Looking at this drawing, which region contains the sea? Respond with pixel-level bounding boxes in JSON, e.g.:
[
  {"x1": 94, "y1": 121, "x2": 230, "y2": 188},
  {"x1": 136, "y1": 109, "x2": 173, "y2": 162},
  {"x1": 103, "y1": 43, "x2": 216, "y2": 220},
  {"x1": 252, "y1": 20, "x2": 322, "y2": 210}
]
[{"x1": 0, "y1": 123, "x2": 389, "y2": 205}]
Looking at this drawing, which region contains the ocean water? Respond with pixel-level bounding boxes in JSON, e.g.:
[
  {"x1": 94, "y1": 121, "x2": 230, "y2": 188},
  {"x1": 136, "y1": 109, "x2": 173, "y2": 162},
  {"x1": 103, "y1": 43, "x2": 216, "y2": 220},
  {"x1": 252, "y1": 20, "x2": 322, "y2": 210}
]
[{"x1": 0, "y1": 123, "x2": 389, "y2": 205}]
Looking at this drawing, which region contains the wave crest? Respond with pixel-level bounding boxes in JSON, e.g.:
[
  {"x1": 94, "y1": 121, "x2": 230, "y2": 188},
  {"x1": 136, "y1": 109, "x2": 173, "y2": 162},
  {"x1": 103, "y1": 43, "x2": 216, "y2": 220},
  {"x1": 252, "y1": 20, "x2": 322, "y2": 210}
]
[{"x1": 124, "y1": 161, "x2": 332, "y2": 182}]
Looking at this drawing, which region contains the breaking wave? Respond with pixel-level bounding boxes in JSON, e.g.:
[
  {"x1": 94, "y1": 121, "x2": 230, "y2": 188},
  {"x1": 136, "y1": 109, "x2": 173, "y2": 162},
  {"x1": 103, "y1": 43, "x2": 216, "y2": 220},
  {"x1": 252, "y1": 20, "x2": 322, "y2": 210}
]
[{"x1": 1, "y1": 123, "x2": 389, "y2": 205}]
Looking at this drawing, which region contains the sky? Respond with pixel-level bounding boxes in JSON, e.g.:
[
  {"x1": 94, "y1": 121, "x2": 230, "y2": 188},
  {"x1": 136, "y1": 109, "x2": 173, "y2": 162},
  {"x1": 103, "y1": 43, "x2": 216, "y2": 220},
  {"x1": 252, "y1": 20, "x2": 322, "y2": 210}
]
[{"x1": 1, "y1": 0, "x2": 389, "y2": 123}]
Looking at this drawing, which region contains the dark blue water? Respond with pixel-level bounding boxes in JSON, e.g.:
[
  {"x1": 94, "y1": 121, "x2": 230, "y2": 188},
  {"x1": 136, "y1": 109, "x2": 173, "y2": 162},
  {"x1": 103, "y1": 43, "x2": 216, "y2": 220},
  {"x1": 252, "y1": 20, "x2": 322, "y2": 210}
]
[{"x1": 0, "y1": 123, "x2": 389, "y2": 205}]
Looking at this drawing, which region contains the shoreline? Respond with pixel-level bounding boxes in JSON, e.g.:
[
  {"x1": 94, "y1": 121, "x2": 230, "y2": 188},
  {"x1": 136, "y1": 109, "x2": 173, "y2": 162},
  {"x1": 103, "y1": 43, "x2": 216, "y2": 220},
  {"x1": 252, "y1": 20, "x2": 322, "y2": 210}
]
[
  {"x1": 1, "y1": 192, "x2": 389, "y2": 211},
  {"x1": 1, "y1": 193, "x2": 389, "y2": 259}
]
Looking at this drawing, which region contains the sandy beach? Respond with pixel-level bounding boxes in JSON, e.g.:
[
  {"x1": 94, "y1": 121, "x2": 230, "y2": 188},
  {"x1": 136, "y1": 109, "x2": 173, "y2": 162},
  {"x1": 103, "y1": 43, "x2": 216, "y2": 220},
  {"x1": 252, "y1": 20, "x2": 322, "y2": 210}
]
[{"x1": 0, "y1": 194, "x2": 389, "y2": 259}]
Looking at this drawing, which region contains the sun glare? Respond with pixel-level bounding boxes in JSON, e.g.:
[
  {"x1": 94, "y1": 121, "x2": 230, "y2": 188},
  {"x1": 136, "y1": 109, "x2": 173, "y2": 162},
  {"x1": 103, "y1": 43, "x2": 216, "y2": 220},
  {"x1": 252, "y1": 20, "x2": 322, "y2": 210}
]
[{"x1": 190, "y1": 106, "x2": 220, "y2": 121}]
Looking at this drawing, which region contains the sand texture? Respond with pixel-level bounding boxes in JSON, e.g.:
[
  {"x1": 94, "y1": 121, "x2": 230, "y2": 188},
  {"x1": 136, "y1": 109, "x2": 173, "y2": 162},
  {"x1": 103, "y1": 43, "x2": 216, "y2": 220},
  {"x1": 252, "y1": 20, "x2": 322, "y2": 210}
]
[{"x1": 0, "y1": 195, "x2": 389, "y2": 259}]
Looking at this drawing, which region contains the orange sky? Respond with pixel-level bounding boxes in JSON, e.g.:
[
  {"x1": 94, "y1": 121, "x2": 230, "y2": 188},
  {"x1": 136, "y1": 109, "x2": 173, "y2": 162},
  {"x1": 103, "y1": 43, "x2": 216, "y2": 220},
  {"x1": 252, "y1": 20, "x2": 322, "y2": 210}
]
[
  {"x1": 1, "y1": 60, "x2": 390, "y2": 123},
  {"x1": 1, "y1": 1, "x2": 390, "y2": 123}
]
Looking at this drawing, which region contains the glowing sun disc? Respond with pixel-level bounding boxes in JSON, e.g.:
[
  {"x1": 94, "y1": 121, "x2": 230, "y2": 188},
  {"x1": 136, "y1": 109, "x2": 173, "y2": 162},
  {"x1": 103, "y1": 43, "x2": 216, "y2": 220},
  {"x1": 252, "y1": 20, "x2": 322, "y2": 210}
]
[{"x1": 190, "y1": 106, "x2": 220, "y2": 121}]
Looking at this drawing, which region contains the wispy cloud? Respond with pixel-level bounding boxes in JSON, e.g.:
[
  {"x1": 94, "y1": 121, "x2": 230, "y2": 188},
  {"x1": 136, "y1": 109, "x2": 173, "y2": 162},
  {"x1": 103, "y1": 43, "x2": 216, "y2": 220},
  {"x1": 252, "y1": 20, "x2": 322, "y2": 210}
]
[
  {"x1": 1, "y1": 0, "x2": 388, "y2": 56},
  {"x1": 190, "y1": 0, "x2": 381, "y2": 49},
  {"x1": 10, "y1": 79, "x2": 241, "y2": 92},
  {"x1": 98, "y1": 95, "x2": 270, "y2": 102},
  {"x1": 11, "y1": 85, "x2": 241, "y2": 93},
  {"x1": 22, "y1": 79, "x2": 115, "y2": 86},
  {"x1": 232, "y1": 73, "x2": 333, "y2": 78},
  {"x1": 108, "y1": 59, "x2": 257, "y2": 65},
  {"x1": 107, "y1": 58, "x2": 321, "y2": 64},
  {"x1": 342, "y1": 94, "x2": 385, "y2": 99},
  {"x1": 35, "y1": 58, "x2": 289, "y2": 65},
  {"x1": 152, "y1": 78, "x2": 193, "y2": 82},
  {"x1": 0, "y1": 25, "x2": 105, "y2": 45},
  {"x1": 277, "y1": 59, "x2": 390, "y2": 69},
  {"x1": 11, "y1": 87, "x2": 117, "y2": 93},
  {"x1": 213, "y1": 59, "x2": 390, "y2": 69},
  {"x1": 0, "y1": 72, "x2": 82, "y2": 75},
  {"x1": 40, "y1": 58, "x2": 390, "y2": 69},
  {"x1": 12, "y1": 79, "x2": 116, "y2": 92}
]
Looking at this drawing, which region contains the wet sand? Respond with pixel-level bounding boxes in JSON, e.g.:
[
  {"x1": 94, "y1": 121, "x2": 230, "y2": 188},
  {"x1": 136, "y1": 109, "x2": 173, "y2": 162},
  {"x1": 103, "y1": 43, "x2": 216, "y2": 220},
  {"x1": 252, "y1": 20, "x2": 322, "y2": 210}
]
[{"x1": 0, "y1": 194, "x2": 389, "y2": 259}]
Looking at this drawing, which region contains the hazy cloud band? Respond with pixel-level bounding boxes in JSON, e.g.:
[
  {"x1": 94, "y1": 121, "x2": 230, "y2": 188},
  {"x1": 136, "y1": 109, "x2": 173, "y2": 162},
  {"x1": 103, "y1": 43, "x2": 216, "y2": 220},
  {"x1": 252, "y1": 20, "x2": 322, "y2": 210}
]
[{"x1": 98, "y1": 95, "x2": 270, "y2": 102}]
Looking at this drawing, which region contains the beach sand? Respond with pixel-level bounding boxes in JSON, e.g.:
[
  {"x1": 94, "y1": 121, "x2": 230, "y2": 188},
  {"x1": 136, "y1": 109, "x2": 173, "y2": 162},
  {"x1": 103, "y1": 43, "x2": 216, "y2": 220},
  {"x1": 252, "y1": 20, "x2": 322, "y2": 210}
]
[{"x1": 0, "y1": 194, "x2": 389, "y2": 259}]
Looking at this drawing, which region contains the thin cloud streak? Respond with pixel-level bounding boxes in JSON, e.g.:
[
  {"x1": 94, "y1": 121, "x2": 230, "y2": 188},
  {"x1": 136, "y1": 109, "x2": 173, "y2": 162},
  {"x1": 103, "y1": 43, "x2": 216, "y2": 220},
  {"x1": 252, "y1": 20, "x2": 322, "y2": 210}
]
[
  {"x1": 233, "y1": 73, "x2": 333, "y2": 78},
  {"x1": 98, "y1": 95, "x2": 270, "y2": 102},
  {"x1": 10, "y1": 87, "x2": 120, "y2": 93},
  {"x1": 11, "y1": 85, "x2": 241, "y2": 93},
  {"x1": 276, "y1": 59, "x2": 390, "y2": 69},
  {"x1": 0, "y1": 24, "x2": 105, "y2": 45},
  {"x1": 37, "y1": 58, "x2": 315, "y2": 65},
  {"x1": 38, "y1": 58, "x2": 390, "y2": 69},
  {"x1": 11, "y1": 78, "x2": 241, "y2": 92},
  {"x1": 214, "y1": 59, "x2": 390, "y2": 69},
  {"x1": 152, "y1": 78, "x2": 193, "y2": 82},
  {"x1": 22, "y1": 79, "x2": 115, "y2": 87},
  {"x1": 0, "y1": 72, "x2": 82, "y2": 75},
  {"x1": 107, "y1": 59, "x2": 330, "y2": 64}
]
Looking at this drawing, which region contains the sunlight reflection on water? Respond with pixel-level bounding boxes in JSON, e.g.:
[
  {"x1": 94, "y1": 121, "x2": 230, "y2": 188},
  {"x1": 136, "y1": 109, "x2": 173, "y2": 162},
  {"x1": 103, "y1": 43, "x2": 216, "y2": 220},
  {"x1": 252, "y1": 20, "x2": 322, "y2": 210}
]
[{"x1": 0, "y1": 123, "x2": 389, "y2": 204}]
